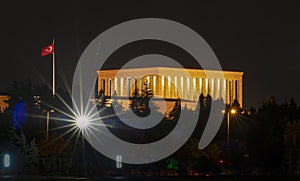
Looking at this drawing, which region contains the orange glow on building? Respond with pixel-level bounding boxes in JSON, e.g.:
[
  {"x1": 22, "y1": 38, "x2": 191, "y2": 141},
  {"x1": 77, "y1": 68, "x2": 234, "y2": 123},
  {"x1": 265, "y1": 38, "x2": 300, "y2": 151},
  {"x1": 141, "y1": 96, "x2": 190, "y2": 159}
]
[{"x1": 97, "y1": 67, "x2": 243, "y2": 110}]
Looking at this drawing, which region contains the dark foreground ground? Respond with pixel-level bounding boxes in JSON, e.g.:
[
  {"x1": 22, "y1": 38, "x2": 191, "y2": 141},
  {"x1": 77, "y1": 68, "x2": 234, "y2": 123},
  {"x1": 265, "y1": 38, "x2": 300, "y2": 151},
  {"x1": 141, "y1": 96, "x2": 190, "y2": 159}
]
[{"x1": 0, "y1": 175, "x2": 300, "y2": 181}]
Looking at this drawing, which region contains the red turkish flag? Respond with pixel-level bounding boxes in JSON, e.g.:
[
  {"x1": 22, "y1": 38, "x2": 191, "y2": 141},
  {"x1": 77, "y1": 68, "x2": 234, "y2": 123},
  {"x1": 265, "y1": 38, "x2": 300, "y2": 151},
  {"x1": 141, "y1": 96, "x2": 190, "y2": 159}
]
[{"x1": 41, "y1": 44, "x2": 54, "y2": 56}]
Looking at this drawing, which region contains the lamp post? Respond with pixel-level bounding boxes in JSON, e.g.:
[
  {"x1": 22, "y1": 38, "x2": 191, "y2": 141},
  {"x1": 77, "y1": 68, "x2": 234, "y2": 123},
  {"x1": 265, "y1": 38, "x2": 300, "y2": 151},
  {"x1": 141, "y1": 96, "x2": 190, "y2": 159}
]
[
  {"x1": 223, "y1": 108, "x2": 236, "y2": 149},
  {"x1": 46, "y1": 109, "x2": 55, "y2": 141}
]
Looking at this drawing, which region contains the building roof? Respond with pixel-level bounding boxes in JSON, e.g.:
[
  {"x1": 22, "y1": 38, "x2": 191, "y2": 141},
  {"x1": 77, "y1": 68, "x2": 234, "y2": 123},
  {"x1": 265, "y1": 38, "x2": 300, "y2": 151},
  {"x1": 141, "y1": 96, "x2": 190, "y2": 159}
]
[{"x1": 97, "y1": 67, "x2": 243, "y2": 80}]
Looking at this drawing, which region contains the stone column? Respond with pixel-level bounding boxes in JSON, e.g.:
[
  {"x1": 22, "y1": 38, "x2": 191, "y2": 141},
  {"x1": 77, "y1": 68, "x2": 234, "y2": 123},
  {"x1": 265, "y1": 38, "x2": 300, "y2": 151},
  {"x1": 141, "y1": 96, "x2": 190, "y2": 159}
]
[
  {"x1": 170, "y1": 76, "x2": 175, "y2": 99},
  {"x1": 102, "y1": 79, "x2": 106, "y2": 95},
  {"x1": 111, "y1": 78, "x2": 114, "y2": 96},
  {"x1": 107, "y1": 79, "x2": 111, "y2": 96},
  {"x1": 104, "y1": 78, "x2": 108, "y2": 96},
  {"x1": 232, "y1": 80, "x2": 237, "y2": 102},
  {"x1": 190, "y1": 77, "x2": 194, "y2": 101},
  {"x1": 149, "y1": 75, "x2": 153, "y2": 95},
  {"x1": 196, "y1": 77, "x2": 200, "y2": 99},
  {"x1": 226, "y1": 79, "x2": 230, "y2": 105},
  {"x1": 208, "y1": 79, "x2": 212, "y2": 97},
  {"x1": 183, "y1": 77, "x2": 187, "y2": 100},
  {"x1": 202, "y1": 78, "x2": 207, "y2": 96},
  {"x1": 141, "y1": 77, "x2": 144, "y2": 91},
  {"x1": 166, "y1": 76, "x2": 170, "y2": 98},
  {"x1": 160, "y1": 76, "x2": 163, "y2": 98},
  {"x1": 220, "y1": 79, "x2": 225, "y2": 103},
  {"x1": 175, "y1": 76, "x2": 179, "y2": 99},
  {"x1": 212, "y1": 79, "x2": 215, "y2": 98},
  {"x1": 238, "y1": 79, "x2": 243, "y2": 107},
  {"x1": 137, "y1": 77, "x2": 142, "y2": 93},
  {"x1": 120, "y1": 77, "x2": 124, "y2": 97},
  {"x1": 199, "y1": 78, "x2": 203, "y2": 96},
  {"x1": 97, "y1": 78, "x2": 101, "y2": 95},
  {"x1": 214, "y1": 79, "x2": 219, "y2": 100},
  {"x1": 186, "y1": 77, "x2": 189, "y2": 100},
  {"x1": 158, "y1": 75, "x2": 163, "y2": 97},
  {"x1": 125, "y1": 78, "x2": 129, "y2": 97},
  {"x1": 192, "y1": 77, "x2": 196, "y2": 101},
  {"x1": 152, "y1": 75, "x2": 156, "y2": 96},
  {"x1": 130, "y1": 77, "x2": 135, "y2": 97},
  {"x1": 115, "y1": 78, "x2": 119, "y2": 96}
]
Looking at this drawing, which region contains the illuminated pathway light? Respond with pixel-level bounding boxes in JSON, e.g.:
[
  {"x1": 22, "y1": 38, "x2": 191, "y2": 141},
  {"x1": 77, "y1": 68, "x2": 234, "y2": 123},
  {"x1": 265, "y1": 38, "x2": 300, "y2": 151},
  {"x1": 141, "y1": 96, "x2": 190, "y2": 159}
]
[
  {"x1": 116, "y1": 155, "x2": 122, "y2": 169},
  {"x1": 4, "y1": 154, "x2": 10, "y2": 168}
]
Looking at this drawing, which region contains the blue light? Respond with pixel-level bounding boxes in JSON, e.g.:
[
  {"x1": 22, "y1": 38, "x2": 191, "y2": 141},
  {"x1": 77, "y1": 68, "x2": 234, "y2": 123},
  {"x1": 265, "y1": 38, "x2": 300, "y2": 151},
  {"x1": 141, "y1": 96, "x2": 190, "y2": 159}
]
[
  {"x1": 4, "y1": 154, "x2": 10, "y2": 168},
  {"x1": 12, "y1": 101, "x2": 26, "y2": 131}
]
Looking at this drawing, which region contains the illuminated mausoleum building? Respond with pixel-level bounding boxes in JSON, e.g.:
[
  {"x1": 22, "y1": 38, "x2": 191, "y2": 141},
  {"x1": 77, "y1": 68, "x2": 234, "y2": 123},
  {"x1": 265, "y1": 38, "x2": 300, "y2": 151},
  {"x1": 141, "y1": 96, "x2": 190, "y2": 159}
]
[{"x1": 97, "y1": 67, "x2": 243, "y2": 110}]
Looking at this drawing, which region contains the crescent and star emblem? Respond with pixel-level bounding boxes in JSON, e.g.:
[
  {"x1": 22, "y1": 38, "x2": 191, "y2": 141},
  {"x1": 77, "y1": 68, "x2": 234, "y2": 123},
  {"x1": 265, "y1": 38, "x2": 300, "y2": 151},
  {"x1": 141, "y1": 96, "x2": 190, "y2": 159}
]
[{"x1": 46, "y1": 46, "x2": 53, "y2": 52}]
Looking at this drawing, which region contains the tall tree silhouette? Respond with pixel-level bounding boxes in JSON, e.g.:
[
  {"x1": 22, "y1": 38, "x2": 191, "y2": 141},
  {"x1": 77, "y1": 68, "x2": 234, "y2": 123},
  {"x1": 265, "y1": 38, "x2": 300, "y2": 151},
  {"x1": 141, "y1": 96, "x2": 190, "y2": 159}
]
[{"x1": 130, "y1": 81, "x2": 154, "y2": 117}]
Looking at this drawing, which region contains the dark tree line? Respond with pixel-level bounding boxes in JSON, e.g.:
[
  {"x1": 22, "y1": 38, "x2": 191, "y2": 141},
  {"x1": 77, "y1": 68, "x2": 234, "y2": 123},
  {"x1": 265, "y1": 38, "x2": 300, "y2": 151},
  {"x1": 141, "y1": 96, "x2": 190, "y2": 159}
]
[
  {"x1": 2, "y1": 81, "x2": 300, "y2": 176},
  {"x1": 97, "y1": 83, "x2": 300, "y2": 176},
  {"x1": 0, "y1": 81, "x2": 74, "y2": 174}
]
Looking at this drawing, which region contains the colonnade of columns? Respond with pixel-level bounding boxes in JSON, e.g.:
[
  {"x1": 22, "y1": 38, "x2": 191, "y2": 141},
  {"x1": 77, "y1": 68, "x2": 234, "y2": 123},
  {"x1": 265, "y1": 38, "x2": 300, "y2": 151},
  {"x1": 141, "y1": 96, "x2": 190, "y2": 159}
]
[{"x1": 98, "y1": 75, "x2": 242, "y2": 105}]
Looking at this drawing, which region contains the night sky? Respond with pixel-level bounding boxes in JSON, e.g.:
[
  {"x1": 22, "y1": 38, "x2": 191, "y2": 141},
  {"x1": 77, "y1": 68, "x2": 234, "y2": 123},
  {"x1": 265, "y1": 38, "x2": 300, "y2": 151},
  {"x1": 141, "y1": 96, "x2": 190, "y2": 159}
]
[{"x1": 1, "y1": 0, "x2": 300, "y2": 108}]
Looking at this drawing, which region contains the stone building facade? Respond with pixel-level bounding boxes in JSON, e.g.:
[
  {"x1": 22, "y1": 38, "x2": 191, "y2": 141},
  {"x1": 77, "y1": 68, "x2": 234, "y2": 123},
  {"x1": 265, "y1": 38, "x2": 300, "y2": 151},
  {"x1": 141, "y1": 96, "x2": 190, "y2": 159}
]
[{"x1": 97, "y1": 67, "x2": 243, "y2": 110}]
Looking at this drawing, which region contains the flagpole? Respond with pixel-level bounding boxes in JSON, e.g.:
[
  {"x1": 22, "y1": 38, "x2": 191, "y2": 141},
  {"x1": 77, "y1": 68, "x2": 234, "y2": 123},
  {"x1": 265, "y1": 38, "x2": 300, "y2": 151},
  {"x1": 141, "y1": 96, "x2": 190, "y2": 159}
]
[{"x1": 52, "y1": 38, "x2": 55, "y2": 96}]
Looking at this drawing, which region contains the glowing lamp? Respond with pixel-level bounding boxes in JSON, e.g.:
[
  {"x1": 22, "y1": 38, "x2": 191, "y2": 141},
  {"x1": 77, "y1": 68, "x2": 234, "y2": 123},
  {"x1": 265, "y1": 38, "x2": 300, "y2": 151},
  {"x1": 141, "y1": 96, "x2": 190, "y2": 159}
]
[
  {"x1": 116, "y1": 155, "x2": 122, "y2": 168},
  {"x1": 76, "y1": 116, "x2": 89, "y2": 130},
  {"x1": 230, "y1": 109, "x2": 236, "y2": 114},
  {"x1": 3, "y1": 154, "x2": 10, "y2": 168}
]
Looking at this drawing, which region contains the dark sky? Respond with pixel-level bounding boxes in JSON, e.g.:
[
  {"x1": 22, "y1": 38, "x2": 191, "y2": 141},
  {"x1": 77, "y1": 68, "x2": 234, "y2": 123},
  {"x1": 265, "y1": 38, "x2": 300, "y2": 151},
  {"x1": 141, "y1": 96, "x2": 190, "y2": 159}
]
[{"x1": 1, "y1": 0, "x2": 300, "y2": 108}]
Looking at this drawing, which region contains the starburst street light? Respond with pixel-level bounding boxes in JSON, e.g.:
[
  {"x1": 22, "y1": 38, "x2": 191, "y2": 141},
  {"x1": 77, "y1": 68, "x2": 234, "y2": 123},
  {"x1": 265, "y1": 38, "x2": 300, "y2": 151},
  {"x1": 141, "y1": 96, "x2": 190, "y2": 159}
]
[
  {"x1": 76, "y1": 116, "x2": 90, "y2": 130},
  {"x1": 230, "y1": 109, "x2": 236, "y2": 114}
]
